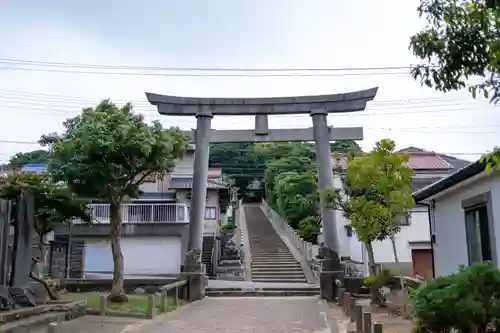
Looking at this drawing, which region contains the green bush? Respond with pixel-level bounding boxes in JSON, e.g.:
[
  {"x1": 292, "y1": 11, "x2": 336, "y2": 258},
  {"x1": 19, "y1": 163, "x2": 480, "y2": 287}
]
[
  {"x1": 297, "y1": 216, "x2": 320, "y2": 244},
  {"x1": 412, "y1": 261, "x2": 500, "y2": 333}
]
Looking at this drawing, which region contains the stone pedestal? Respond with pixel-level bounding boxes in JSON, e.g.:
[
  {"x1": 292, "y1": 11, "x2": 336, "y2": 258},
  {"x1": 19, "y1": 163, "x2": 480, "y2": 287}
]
[
  {"x1": 182, "y1": 272, "x2": 207, "y2": 302},
  {"x1": 319, "y1": 270, "x2": 345, "y2": 301},
  {"x1": 318, "y1": 246, "x2": 345, "y2": 301}
]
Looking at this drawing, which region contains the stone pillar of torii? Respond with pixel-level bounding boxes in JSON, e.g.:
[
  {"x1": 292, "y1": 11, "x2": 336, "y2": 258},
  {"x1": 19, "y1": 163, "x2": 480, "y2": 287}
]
[{"x1": 146, "y1": 87, "x2": 378, "y2": 268}]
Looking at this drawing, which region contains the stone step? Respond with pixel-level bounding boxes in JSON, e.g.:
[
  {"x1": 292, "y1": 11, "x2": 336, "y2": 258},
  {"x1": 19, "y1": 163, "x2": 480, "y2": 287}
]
[
  {"x1": 252, "y1": 268, "x2": 304, "y2": 274},
  {"x1": 251, "y1": 260, "x2": 299, "y2": 264},
  {"x1": 206, "y1": 290, "x2": 319, "y2": 297},
  {"x1": 251, "y1": 272, "x2": 305, "y2": 278},
  {"x1": 252, "y1": 278, "x2": 307, "y2": 283},
  {"x1": 251, "y1": 254, "x2": 295, "y2": 258},
  {"x1": 251, "y1": 264, "x2": 302, "y2": 269}
]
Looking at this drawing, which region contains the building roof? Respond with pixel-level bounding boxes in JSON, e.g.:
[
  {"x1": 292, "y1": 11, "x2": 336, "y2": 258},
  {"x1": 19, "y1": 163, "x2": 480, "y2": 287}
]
[
  {"x1": 413, "y1": 159, "x2": 486, "y2": 202},
  {"x1": 20, "y1": 163, "x2": 48, "y2": 173},
  {"x1": 331, "y1": 147, "x2": 473, "y2": 193},
  {"x1": 169, "y1": 177, "x2": 229, "y2": 190},
  {"x1": 396, "y1": 147, "x2": 470, "y2": 172}
]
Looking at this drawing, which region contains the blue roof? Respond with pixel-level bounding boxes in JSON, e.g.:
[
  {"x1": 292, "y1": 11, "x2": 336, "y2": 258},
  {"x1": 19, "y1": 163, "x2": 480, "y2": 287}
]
[{"x1": 20, "y1": 164, "x2": 48, "y2": 173}]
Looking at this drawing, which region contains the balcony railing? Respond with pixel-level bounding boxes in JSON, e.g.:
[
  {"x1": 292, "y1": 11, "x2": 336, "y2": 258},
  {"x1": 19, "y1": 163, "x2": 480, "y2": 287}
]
[{"x1": 87, "y1": 203, "x2": 189, "y2": 224}]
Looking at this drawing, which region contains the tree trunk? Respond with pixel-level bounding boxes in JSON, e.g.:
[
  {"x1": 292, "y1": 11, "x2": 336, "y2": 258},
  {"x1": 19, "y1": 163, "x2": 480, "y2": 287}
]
[
  {"x1": 30, "y1": 257, "x2": 60, "y2": 301},
  {"x1": 390, "y1": 235, "x2": 411, "y2": 318},
  {"x1": 390, "y1": 235, "x2": 405, "y2": 291},
  {"x1": 37, "y1": 234, "x2": 45, "y2": 277},
  {"x1": 108, "y1": 202, "x2": 128, "y2": 303},
  {"x1": 365, "y1": 242, "x2": 385, "y2": 306}
]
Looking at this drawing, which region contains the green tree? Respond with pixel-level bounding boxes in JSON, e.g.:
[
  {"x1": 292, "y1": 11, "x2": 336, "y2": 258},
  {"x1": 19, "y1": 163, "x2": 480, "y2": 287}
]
[
  {"x1": 409, "y1": 0, "x2": 500, "y2": 171},
  {"x1": 42, "y1": 100, "x2": 188, "y2": 303},
  {"x1": 264, "y1": 155, "x2": 316, "y2": 207},
  {"x1": 324, "y1": 139, "x2": 414, "y2": 304},
  {"x1": 275, "y1": 171, "x2": 318, "y2": 229},
  {"x1": 9, "y1": 150, "x2": 49, "y2": 169},
  {"x1": 0, "y1": 172, "x2": 90, "y2": 300}
]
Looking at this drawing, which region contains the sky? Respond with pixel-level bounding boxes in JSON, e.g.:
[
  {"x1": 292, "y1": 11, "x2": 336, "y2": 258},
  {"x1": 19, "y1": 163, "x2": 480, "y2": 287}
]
[{"x1": 0, "y1": 0, "x2": 498, "y2": 165}]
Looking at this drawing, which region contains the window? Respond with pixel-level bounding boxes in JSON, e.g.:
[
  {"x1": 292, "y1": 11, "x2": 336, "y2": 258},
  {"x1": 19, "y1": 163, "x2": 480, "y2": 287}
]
[
  {"x1": 399, "y1": 214, "x2": 411, "y2": 226},
  {"x1": 465, "y1": 205, "x2": 492, "y2": 264},
  {"x1": 205, "y1": 207, "x2": 217, "y2": 220},
  {"x1": 185, "y1": 206, "x2": 217, "y2": 220}
]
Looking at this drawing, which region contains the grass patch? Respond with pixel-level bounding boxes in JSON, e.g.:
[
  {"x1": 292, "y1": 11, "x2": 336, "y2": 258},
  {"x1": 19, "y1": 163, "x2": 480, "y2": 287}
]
[{"x1": 60, "y1": 292, "x2": 184, "y2": 314}]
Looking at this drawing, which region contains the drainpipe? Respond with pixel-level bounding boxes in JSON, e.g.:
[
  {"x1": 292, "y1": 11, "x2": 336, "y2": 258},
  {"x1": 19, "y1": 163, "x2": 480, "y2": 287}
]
[{"x1": 425, "y1": 200, "x2": 436, "y2": 279}]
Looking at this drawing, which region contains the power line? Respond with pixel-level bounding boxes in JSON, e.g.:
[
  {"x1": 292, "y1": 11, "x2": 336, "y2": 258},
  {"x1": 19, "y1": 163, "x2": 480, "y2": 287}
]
[
  {"x1": 0, "y1": 58, "x2": 434, "y2": 73},
  {"x1": 0, "y1": 88, "x2": 476, "y2": 106},
  {"x1": 0, "y1": 66, "x2": 414, "y2": 77}
]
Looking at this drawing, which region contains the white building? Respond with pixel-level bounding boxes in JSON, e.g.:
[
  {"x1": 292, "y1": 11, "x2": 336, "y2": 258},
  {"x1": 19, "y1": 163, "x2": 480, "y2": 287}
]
[
  {"x1": 414, "y1": 159, "x2": 499, "y2": 277},
  {"x1": 331, "y1": 147, "x2": 471, "y2": 279}
]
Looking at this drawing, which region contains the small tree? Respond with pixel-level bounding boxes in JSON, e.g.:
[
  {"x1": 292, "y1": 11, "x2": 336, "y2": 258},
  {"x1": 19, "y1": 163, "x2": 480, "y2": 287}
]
[
  {"x1": 324, "y1": 139, "x2": 414, "y2": 305},
  {"x1": 0, "y1": 172, "x2": 90, "y2": 299},
  {"x1": 42, "y1": 100, "x2": 188, "y2": 303}
]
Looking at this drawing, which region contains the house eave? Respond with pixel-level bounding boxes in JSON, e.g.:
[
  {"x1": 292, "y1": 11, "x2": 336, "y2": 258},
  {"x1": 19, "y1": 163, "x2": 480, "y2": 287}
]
[{"x1": 413, "y1": 159, "x2": 486, "y2": 203}]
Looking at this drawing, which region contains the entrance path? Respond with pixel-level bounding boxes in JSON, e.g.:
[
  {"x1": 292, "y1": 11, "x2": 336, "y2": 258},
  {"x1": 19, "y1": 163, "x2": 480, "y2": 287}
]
[{"x1": 126, "y1": 296, "x2": 335, "y2": 333}]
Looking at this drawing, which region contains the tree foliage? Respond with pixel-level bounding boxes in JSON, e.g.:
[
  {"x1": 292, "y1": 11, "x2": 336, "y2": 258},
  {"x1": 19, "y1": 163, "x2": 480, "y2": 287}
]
[
  {"x1": 412, "y1": 261, "x2": 500, "y2": 333},
  {"x1": 0, "y1": 173, "x2": 90, "y2": 237},
  {"x1": 275, "y1": 171, "x2": 318, "y2": 229},
  {"x1": 9, "y1": 150, "x2": 49, "y2": 169},
  {"x1": 42, "y1": 100, "x2": 188, "y2": 302},
  {"x1": 208, "y1": 140, "x2": 361, "y2": 198},
  {"x1": 409, "y1": 0, "x2": 500, "y2": 102},
  {"x1": 409, "y1": 0, "x2": 500, "y2": 171},
  {"x1": 0, "y1": 172, "x2": 89, "y2": 300}
]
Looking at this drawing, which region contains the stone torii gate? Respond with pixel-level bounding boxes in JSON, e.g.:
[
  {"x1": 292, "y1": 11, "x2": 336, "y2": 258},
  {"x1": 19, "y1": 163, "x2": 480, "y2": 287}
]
[{"x1": 146, "y1": 87, "x2": 378, "y2": 269}]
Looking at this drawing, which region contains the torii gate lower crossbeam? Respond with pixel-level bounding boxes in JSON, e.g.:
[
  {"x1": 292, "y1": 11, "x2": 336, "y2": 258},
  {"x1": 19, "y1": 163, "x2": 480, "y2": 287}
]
[{"x1": 146, "y1": 88, "x2": 378, "y2": 271}]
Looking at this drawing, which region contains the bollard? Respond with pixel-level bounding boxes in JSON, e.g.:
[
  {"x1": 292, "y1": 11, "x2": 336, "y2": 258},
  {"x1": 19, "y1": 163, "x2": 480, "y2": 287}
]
[
  {"x1": 159, "y1": 290, "x2": 166, "y2": 313},
  {"x1": 146, "y1": 294, "x2": 155, "y2": 319},
  {"x1": 99, "y1": 295, "x2": 106, "y2": 316},
  {"x1": 349, "y1": 297, "x2": 356, "y2": 322},
  {"x1": 355, "y1": 305, "x2": 363, "y2": 332},
  {"x1": 363, "y1": 312, "x2": 372, "y2": 333},
  {"x1": 373, "y1": 323, "x2": 383, "y2": 333},
  {"x1": 48, "y1": 322, "x2": 58, "y2": 333},
  {"x1": 338, "y1": 287, "x2": 346, "y2": 306},
  {"x1": 175, "y1": 286, "x2": 180, "y2": 308},
  {"x1": 344, "y1": 292, "x2": 350, "y2": 315}
]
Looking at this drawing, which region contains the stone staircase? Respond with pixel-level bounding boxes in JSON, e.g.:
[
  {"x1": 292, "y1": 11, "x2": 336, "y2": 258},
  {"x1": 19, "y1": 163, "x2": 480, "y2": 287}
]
[
  {"x1": 244, "y1": 205, "x2": 307, "y2": 283},
  {"x1": 202, "y1": 236, "x2": 215, "y2": 277}
]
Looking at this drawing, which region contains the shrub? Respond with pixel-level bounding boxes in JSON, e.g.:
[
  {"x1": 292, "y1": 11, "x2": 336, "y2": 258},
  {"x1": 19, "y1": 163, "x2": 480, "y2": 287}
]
[
  {"x1": 412, "y1": 261, "x2": 500, "y2": 333},
  {"x1": 297, "y1": 216, "x2": 320, "y2": 244}
]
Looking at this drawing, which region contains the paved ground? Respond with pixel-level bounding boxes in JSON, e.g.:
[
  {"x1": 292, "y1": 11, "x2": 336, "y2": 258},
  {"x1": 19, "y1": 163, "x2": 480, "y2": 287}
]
[
  {"x1": 33, "y1": 316, "x2": 144, "y2": 333},
  {"x1": 128, "y1": 296, "x2": 334, "y2": 333}
]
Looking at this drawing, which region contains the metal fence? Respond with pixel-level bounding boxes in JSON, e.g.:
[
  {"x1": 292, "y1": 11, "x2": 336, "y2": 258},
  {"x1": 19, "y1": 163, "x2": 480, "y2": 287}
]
[{"x1": 86, "y1": 203, "x2": 189, "y2": 223}]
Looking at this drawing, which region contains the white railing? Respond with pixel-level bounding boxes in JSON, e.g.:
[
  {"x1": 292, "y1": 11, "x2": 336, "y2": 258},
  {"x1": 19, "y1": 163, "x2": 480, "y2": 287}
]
[{"x1": 87, "y1": 203, "x2": 189, "y2": 224}]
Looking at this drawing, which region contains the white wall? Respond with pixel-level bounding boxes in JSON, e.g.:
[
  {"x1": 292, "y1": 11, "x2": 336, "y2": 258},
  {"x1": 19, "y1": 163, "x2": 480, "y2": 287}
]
[
  {"x1": 171, "y1": 152, "x2": 194, "y2": 175},
  {"x1": 83, "y1": 236, "x2": 183, "y2": 276},
  {"x1": 432, "y1": 172, "x2": 500, "y2": 277},
  {"x1": 177, "y1": 189, "x2": 220, "y2": 234}
]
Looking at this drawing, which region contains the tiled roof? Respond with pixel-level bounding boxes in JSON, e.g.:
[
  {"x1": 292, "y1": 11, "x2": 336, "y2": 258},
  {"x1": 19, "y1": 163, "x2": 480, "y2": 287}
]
[{"x1": 404, "y1": 153, "x2": 453, "y2": 170}]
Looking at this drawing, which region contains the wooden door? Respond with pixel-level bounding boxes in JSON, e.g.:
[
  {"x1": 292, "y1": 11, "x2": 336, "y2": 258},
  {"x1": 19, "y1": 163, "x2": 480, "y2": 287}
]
[{"x1": 412, "y1": 249, "x2": 433, "y2": 279}]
